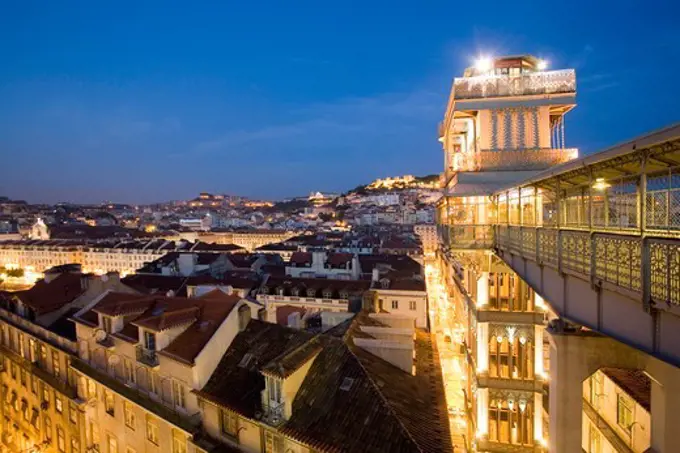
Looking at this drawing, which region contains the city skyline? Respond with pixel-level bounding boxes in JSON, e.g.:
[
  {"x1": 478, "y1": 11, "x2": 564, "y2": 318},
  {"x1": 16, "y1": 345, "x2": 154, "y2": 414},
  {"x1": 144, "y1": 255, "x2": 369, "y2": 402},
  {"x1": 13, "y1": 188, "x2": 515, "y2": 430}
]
[{"x1": 2, "y1": 1, "x2": 679, "y2": 204}]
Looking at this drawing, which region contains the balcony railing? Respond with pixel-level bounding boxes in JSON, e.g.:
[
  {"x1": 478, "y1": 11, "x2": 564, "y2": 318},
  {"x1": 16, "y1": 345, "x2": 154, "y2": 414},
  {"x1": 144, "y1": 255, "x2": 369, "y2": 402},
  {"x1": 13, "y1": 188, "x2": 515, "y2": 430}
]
[
  {"x1": 453, "y1": 69, "x2": 576, "y2": 100},
  {"x1": 448, "y1": 225, "x2": 494, "y2": 249},
  {"x1": 475, "y1": 148, "x2": 578, "y2": 171},
  {"x1": 136, "y1": 346, "x2": 159, "y2": 367}
]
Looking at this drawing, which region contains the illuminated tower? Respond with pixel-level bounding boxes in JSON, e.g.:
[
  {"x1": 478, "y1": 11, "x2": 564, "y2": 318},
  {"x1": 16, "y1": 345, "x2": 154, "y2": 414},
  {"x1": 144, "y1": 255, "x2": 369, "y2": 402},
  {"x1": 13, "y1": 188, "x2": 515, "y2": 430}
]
[{"x1": 435, "y1": 55, "x2": 577, "y2": 452}]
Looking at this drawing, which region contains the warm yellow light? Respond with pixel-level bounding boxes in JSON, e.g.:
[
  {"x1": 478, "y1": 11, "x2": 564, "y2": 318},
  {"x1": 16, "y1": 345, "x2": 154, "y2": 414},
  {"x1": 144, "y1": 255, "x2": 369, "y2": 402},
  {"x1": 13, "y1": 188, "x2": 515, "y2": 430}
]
[
  {"x1": 475, "y1": 56, "x2": 493, "y2": 73},
  {"x1": 537, "y1": 59, "x2": 548, "y2": 71},
  {"x1": 592, "y1": 178, "x2": 611, "y2": 191}
]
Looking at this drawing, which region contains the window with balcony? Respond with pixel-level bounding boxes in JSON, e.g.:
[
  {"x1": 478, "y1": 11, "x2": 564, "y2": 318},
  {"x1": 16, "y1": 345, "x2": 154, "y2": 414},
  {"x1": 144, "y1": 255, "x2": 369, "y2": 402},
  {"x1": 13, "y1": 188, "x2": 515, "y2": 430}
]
[
  {"x1": 102, "y1": 317, "x2": 113, "y2": 334},
  {"x1": 124, "y1": 359, "x2": 136, "y2": 385},
  {"x1": 143, "y1": 332, "x2": 156, "y2": 351},
  {"x1": 172, "y1": 380, "x2": 185, "y2": 409},
  {"x1": 267, "y1": 376, "x2": 281, "y2": 403}
]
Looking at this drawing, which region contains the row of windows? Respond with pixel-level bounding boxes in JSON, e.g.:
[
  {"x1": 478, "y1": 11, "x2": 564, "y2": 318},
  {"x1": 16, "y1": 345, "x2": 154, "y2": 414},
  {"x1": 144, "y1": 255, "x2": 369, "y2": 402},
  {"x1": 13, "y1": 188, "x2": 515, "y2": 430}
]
[
  {"x1": 380, "y1": 299, "x2": 418, "y2": 311},
  {"x1": 0, "y1": 323, "x2": 66, "y2": 381}
]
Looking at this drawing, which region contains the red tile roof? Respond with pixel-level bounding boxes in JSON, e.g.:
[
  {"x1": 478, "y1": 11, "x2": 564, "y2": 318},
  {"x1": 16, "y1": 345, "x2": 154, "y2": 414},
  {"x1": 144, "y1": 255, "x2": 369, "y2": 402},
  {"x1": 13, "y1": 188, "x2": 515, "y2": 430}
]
[
  {"x1": 289, "y1": 252, "x2": 312, "y2": 265},
  {"x1": 601, "y1": 367, "x2": 651, "y2": 411},
  {"x1": 14, "y1": 273, "x2": 86, "y2": 315},
  {"x1": 275, "y1": 305, "x2": 306, "y2": 327}
]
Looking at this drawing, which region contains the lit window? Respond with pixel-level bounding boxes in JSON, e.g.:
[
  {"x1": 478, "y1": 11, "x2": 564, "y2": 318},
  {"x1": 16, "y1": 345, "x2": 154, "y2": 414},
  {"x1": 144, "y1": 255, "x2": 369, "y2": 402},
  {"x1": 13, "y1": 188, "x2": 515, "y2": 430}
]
[
  {"x1": 124, "y1": 401, "x2": 136, "y2": 429},
  {"x1": 57, "y1": 427, "x2": 66, "y2": 453},
  {"x1": 71, "y1": 438, "x2": 80, "y2": 453},
  {"x1": 107, "y1": 435, "x2": 117, "y2": 453},
  {"x1": 617, "y1": 394, "x2": 634, "y2": 431},
  {"x1": 69, "y1": 403, "x2": 78, "y2": 424},
  {"x1": 220, "y1": 410, "x2": 238, "y2": 438},
  {"x1": 146, "y1": 416, "x2": 159, "y2": 445},
  {"x1": 104, "y1": 390, "x2": 115, "y2": 416},
  {"x1": 55, "y1": 395, "x2": 63, "y2": 413},
  {"x1": 172, "y1": 380, "x2": 186, "y2": 409},
  {"x1": 124, "y1": 359, "x2": 136, "y2": 385},
  {"x1": 172, "y1": 430, "x2": 186, "y2": 453},
  {"x1": 44, "y1": 416, "x2": 52, "y2": 441},
  {"x1": 52, "y1": 350, "x2": 61, "y2": 378}
]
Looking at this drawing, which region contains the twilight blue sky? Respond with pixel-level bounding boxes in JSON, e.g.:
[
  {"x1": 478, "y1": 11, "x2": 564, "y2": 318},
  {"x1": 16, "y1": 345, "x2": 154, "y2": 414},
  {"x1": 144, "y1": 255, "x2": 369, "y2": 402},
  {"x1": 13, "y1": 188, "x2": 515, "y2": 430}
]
[{"x1": 1, "y1": 1, "x2": 679, "y2": 204}]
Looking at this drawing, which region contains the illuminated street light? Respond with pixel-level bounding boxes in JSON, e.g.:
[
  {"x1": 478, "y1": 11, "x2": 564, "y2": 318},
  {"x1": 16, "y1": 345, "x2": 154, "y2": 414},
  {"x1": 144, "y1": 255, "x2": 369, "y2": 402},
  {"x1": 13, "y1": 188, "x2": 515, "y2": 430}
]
[{"x1": 592, "y1": 177, "x2": 611, "y2": 191}]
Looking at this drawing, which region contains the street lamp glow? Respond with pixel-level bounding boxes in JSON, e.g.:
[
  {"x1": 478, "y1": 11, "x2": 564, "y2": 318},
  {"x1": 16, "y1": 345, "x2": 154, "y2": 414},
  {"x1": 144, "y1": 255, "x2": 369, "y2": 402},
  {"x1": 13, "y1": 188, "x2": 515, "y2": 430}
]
[
  {"x1": 537, "y1": 59, "x2": 548, "y2": 71},
  {"x1": 475, "y1": 56, "x2": 493, "y2": 73}
]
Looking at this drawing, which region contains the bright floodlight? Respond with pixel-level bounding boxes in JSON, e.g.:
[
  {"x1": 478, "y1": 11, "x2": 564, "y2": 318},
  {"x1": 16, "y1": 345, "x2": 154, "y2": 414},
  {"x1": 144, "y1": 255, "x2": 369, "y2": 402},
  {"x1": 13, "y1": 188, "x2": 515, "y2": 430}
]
[
  {"x1": 537, "y1": 59, "x2": 548, "y2": 71},
  {"x1": 475, "y1": 56, "x2": 493, "y2": 73}
]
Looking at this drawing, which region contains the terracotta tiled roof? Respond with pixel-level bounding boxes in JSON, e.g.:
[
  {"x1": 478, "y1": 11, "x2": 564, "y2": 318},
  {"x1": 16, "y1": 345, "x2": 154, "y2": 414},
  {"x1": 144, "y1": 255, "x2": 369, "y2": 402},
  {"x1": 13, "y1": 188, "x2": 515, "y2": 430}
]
[
  {"x1": 133, "y1": 305, "x2": 201, "y2": 331},
  {"x1": 325, "y1": 252, "x2": 353, "y2": 268},
  {"x1": 13, "y1": 273, "x2": 86, "y2": 315},
  {"x1": 601, "y1": 367, "x2": 651, "y2": 411},
  {"x1": 160, "y1": 294, "x2": 241, "y2": 365},
  {"x1": 196, "y1": 313, "x2": 451, "y2": 453},
  {"x1": 275, "y1": 305, "x2": 306, "y2": 327},
  {"x1": 92, "y1": 292, "x2": 150, "y2": 316},
  {"x1": 289, "y1": 252, "x2": 312, "y2": 265}
]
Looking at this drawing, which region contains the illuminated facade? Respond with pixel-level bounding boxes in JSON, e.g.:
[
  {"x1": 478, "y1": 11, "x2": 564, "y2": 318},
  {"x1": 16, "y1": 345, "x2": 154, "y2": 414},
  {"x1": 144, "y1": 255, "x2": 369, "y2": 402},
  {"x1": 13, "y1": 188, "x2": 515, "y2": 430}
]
[{"x1": 436, "y1": 55, "x2": 578, "y2": 452}]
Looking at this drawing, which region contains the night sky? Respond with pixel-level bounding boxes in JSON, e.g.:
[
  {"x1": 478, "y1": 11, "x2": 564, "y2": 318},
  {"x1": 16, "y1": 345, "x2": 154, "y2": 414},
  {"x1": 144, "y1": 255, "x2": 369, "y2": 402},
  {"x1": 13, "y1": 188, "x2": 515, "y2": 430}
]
[{"x1": 1, "y1": 1, "x2": 678, "y2": 204}]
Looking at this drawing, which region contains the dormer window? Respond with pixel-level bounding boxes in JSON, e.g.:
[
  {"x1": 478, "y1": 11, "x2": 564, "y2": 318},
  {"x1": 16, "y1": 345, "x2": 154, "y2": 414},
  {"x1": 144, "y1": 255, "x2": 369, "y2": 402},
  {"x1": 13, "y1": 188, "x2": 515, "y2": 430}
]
[
  {"x1": 322, "y1": 289, "x2": 333, "y2": 299},
  {"x1": 291, "y1": 287, "x2": 299, "y2": 297},
  {"x1": 306, "y1": 288, "x2": 316, "y2": 298},
  {"x1": 143, "y1": 331, "x2": 156, "y2": 351},
  {"x1": 102, "y1": 316, "x2": 113, "y2": 334},
  {"x1": 261, "y1": 286, "x2": 269, "y2": 295},
  {"x1": 339, "y1": 291, "x2": 349, "y2": 300},
  {"x1": 266, "y1": 376, "x2": 282, "y2": 404},
  {"x1": 277, "y1": 287, "x2": 284, "y2": 296}
]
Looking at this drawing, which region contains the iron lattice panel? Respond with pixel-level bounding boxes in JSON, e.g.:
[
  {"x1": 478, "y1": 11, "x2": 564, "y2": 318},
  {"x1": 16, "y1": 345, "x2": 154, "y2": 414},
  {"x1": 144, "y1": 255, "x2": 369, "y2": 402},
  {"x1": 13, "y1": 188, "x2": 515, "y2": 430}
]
[
  {"x1": 560, "y1": 230, "x2": 591, "y2": 275},
  {"x1": 650, "y1": 240, "x2": 680, "y2": 306},
  {"x1": 538, "y1": 228, "x2": 558, "y2": 268},
  {"x1": 594, "y1": 235, "x2": 642, "y2": 292}
]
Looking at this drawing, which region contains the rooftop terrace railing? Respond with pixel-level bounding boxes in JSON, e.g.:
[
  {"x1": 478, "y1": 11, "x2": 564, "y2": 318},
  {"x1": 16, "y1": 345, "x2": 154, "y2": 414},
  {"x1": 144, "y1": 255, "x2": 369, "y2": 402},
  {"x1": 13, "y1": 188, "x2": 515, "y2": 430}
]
[{"x1": 453, "y1": 69, "x2": 576, "y2": 100}]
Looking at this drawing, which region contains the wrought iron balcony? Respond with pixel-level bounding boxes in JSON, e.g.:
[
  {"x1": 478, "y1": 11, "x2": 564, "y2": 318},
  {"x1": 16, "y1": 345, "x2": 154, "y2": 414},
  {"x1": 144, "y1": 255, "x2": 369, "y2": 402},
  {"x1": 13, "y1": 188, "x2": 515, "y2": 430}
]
[
  {"x1": 259, "y1": 400, "x2": 285, "y2": 426},
  {"x1": 447, "y1": 225, "x2": 494, "y2": 249},
  {"x1": 135, "y1": 346, "x2": 159, "y2": 367},
  {"x1": 453, "y1": 69, "x2": 576, "y2": 100}
]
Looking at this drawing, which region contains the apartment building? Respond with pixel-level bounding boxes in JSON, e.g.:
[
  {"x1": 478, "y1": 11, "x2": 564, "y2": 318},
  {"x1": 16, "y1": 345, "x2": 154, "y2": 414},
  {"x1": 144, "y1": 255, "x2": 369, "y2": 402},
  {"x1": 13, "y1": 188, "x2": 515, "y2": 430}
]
[
  {"x1": 0, "y1": 271, "x2": 134, "y2": 453},
  {"x1": 583, "y1": 368, "x2": 651, "y2": 453},
  {"x1": 69, "y1": 290, "x2": 258, "y2": 453},
  {"x1": 194, "y1": 311, "x2": 452, "y2": 453}
]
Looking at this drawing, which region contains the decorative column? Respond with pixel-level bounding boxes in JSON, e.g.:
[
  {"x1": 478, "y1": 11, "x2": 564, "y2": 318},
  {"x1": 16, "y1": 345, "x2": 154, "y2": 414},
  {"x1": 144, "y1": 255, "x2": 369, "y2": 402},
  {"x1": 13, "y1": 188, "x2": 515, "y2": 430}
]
[
  {"x1": 476, "y1": 272, "x2": 489, "y2": 308},
  {"x1": 476, "y1": 387, "x2": 489, "y2": 439},
  {"x1": 534, "y1": 324, "x2": 544, "y2": 379},
  {"x1": 476, "y1": 323, "x2": 488, "y2": 373}
]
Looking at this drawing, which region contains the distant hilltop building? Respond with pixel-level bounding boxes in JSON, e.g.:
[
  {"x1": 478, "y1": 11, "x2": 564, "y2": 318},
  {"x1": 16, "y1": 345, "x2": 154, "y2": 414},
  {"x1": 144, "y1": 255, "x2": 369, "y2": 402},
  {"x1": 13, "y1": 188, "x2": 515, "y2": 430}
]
[
  {"x1": 366, "y1": 174, "x2": 439, "y2": 190},
  {"x1": 308, "y1": 191, "x2": 338, "y2": 206}
]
